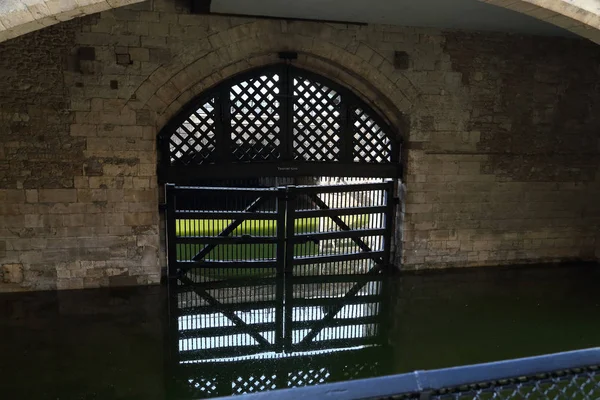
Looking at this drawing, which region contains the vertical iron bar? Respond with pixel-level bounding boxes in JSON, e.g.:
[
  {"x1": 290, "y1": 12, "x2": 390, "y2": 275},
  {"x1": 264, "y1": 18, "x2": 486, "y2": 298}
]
[
  {"x1": 379, "y1": 260, "x2": 394, "y2": 346},
  {"x1": 283, "y1": 64, "x2": 294, "y2": 161},
  {"x1": 284, "y1": 186, "x2": 296, "y2": 351},
  {"x1": 166, "y1": 184, "x2": 178, "y2": 278},
  {"x1": 343, "y1": 102, "x2": 355, "y2": 163},
  {"x1": 339, "y1": 98, "x2": 351, "y2": 163},
  {"x1": 219, "y1": 87, "x2": 232, "y2": 163},
  {"x1": 383, "y1": 182, "x2": 394, "y2": 272},
  {"x1": 236, "y1": 189, "x2": 240, "y2": 279},
  {"x1": 275, "y1": 188, "x2": 287, "y2": 351}
]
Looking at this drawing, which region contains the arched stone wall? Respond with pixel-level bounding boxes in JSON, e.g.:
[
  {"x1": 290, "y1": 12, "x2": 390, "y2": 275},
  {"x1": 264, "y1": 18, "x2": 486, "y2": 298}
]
[
  {"x1": 139, "y1": 27, "x2": 416, "y2": 274},
  {"x1": 127, "y1": 23, "x2": 417, "y2": 138}
]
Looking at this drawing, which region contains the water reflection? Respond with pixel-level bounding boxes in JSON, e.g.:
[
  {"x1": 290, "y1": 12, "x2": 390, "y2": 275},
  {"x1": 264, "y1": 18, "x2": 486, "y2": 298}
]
[
  {"x1": 1, "y1": 264, "x2": 599, "y2": 400},
  {"x1": 169, "y1": 273, "x2": 392, "y2": 398}
]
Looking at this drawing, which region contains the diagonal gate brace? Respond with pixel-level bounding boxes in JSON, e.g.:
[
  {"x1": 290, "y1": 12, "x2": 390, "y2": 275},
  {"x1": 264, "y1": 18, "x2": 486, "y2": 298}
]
[
  {"x1": 307, "y1": 193, "x2": 384, "y2": 265},
  {"x1": 189, "y1": 195, "x2": 268, "y2": 264},
  {"x1": 298, "y1": 263, "x2": 383, "y2": 346},
  {"x1": 178, "y1": 274, "x2": 271, "y2": 347}
]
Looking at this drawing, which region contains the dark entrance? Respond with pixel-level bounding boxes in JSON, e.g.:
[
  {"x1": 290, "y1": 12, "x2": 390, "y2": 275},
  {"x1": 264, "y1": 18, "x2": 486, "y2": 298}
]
[{"x1": 158, "y1": 63, "x2": 402, "y2": 397}]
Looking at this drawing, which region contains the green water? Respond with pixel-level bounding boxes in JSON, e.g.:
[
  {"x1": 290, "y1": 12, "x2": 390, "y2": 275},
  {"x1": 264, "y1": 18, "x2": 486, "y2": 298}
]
[{"x1": 0, "y1": 263, "x2": 598, "y2": 399}]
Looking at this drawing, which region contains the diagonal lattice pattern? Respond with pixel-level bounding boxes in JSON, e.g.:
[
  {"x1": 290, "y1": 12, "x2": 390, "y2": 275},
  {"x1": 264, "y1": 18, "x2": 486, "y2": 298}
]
[
  {"x1": 431, "y1": 366, "x2": 599, "y2": 400},
  {"x1": 288, "y1": 368, "x2": 332, "y2": 387},
  {"x1": 342, "y1": 361, "x2": 381, "y2": 380},
  {"x1": 165, "y1": 66, "x2": 397, "y2": 170},
  {"x1": 352, "y1": 107, "x2": 392, "y2": 163},
  {"x1": 232, "y1": 374, "x2": 278, "y2": 394},
  {"x1": 170, "y1": 98, "x2": 216, "y2": 165},
  {"x1": 230, "y1": 74, "x2": 282, "y2": 162},
  {"x1": 188, "y1": 377, "x2": 218, "y2": 396},
  {"x1": 293, "y1": 76, "x2": 342, "y2": 161}
]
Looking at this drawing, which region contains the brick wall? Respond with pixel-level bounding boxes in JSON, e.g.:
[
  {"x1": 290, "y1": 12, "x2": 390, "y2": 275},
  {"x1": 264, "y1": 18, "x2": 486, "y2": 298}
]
[{"x1": 0, "y1": 0, "x2": 599, "y2": 291}]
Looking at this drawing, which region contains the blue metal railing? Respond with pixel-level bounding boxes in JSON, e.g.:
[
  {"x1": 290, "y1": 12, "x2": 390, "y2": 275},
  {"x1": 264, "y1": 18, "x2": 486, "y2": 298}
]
[{"x1": 212, "y1": 347, "x2": 600, "y2": 400}]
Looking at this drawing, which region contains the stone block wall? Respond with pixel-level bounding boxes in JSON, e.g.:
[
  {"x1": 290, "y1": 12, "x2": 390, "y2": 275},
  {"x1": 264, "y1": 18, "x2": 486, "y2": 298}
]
[
  {"x1": 0, "y1": 0, "x2": 599, "y2": 291},
  {"x1": 401, "y1": 32, "x2": 600, "y2": 269},
  {"x1": 0, "y1": 17, "x2": 160, "y2": 291}
]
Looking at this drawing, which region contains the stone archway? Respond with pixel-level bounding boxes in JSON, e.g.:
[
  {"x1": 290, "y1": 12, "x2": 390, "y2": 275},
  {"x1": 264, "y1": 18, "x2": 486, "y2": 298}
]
[
  {"x1": 129, "y1": 25, "x2": 416, "y2": 137},
  {"x1": 157, "y1": 63, "x2": 401, "y2": 181},
  {"x1": 2, "y1": 0, "x2": 600, "y2": 44},
  {"x1": 135, "y1": 24, "x2": 418, "y2": 271}
]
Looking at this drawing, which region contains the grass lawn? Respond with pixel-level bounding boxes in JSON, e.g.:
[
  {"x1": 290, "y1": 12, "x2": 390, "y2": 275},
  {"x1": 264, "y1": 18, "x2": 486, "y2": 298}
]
[{"x1": 176, "y1": 219, "x2": 319, "y2": 261}]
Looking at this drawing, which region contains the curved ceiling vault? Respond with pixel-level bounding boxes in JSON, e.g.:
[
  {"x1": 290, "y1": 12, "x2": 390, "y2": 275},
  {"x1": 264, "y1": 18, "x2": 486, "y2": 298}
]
[
  {"x1": 0, "y1": 0, "x2": 599, "y2": 44},
  {"x1": 0, "y1": 0, "x2": 146, "y2": 43}
]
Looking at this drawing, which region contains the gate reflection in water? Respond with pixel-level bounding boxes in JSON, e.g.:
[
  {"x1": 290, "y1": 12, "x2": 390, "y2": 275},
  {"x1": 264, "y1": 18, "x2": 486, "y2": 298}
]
[{"x1": 169, "y1": 274, "x2": 392, "y2": 398}]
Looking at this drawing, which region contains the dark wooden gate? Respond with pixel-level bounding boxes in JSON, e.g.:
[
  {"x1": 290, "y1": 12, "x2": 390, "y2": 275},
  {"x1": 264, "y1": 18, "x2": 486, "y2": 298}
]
[
  {"x1": 283, "y1": 181, "x2": 394, "y2": 353},
  {"x1": 159, "y1": 63, "x2": 402, "y2": 397},
  {"x1": 157, "y1": 63, "x2": 402, "y2": 184},
  {"x1": 166, "y1": 181, "x2": 395, "y2": 384},
  {"x1": 166, "y1": 180, "x2": 394, "y2": 282}
]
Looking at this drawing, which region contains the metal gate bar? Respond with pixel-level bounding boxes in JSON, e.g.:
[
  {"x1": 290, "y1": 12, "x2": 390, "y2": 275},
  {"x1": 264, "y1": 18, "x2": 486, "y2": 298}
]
[
  {"x1": 191, "y1": 196, "x2": 270, "y2": 262},
  {"x1": 284, "y1": 182, "x2": 393, "y2": 276},
  {"x1": 283, "y1": 182, "x2": 393, "y2": 350},
  {"x1": 166, "y1": 184, "x2": 281, "y2": 280}
]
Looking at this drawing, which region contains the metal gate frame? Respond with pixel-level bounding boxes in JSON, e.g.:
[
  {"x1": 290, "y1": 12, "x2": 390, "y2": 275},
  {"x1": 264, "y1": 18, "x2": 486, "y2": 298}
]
[
  {"x1": 165, "y1": 181, "x2": 396, "y2": 362},
  {"x1": 283, "y1": 182, "x2": 395, "y2": 351},
  {"x1": 166, "y1": 185, "x2": 283, "y2": 278},
  {"x1": 166, "y1": 181, "x2": 395, "y2": 280}
]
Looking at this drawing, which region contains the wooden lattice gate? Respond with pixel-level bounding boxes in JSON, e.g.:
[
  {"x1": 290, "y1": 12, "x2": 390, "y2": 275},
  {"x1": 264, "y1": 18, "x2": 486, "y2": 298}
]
[
  {"x1": 157, "y1": 63, "x2": 402, "y2": 182},
  {"x1": 158, "y1": 62, "x2": 403, "y2": 398}
]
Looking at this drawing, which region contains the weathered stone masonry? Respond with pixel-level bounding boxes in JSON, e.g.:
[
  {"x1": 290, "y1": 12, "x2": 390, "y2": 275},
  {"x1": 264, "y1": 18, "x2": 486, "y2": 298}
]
[{"x1": 0, "y1": 0, "x2": 599, "y2": 291}]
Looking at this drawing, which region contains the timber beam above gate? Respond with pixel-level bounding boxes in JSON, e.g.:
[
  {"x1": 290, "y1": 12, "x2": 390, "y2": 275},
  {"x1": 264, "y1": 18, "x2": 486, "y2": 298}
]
[{"x1": 159, "y1": 162, "x2": 402, "y2": 181}]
